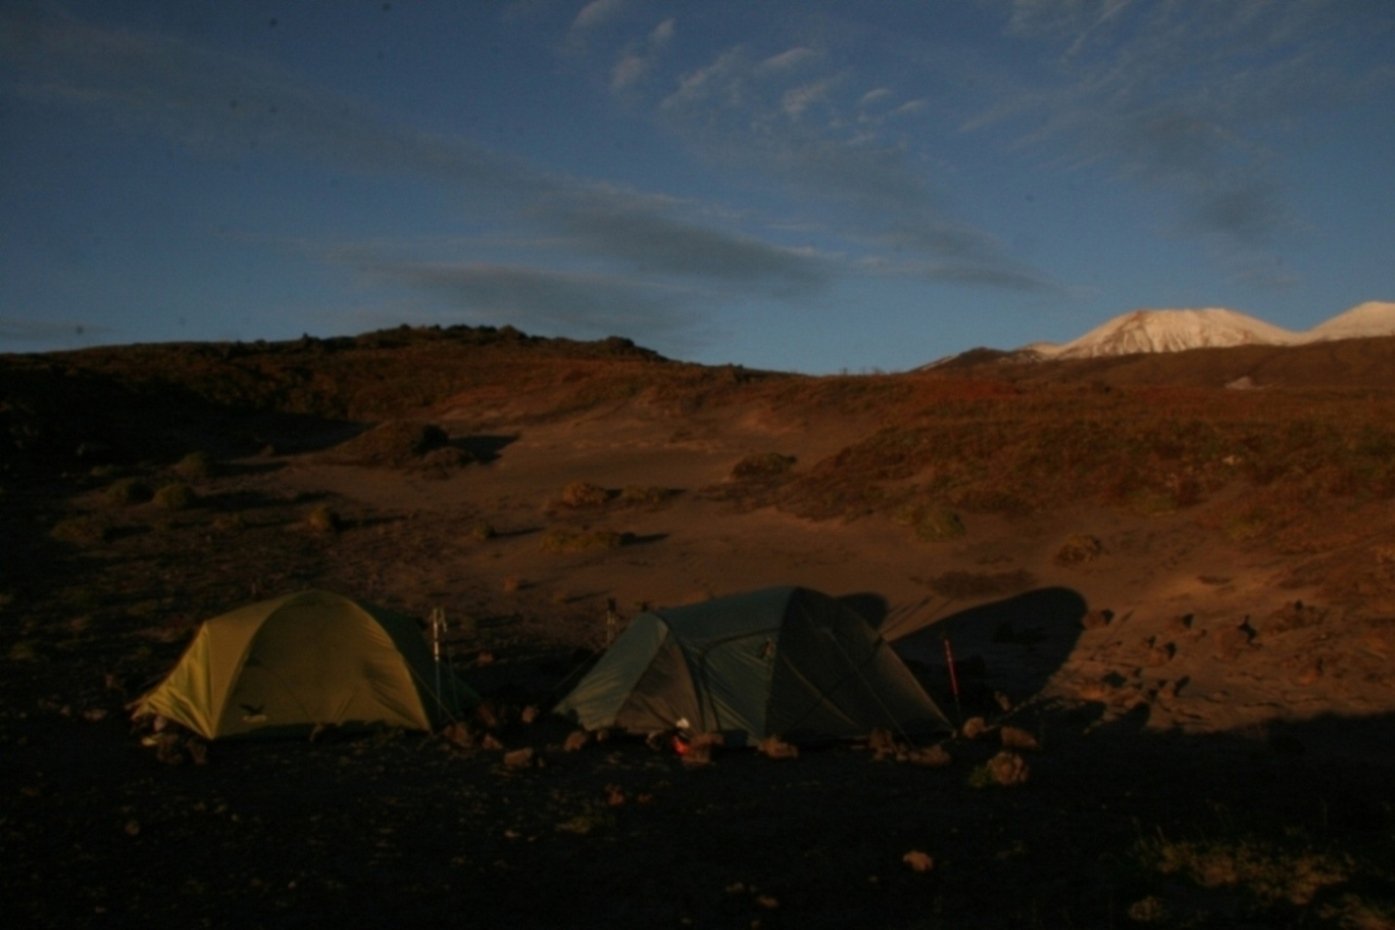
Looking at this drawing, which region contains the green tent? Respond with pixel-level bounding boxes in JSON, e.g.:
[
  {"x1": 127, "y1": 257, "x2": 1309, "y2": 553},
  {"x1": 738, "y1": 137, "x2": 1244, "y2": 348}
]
[
  {"x1": 554, "y1": 586, "x2": 950, "y2": 745},
  {"x1": 131, "y1": 589, "x2": 475, "y2": 739}
]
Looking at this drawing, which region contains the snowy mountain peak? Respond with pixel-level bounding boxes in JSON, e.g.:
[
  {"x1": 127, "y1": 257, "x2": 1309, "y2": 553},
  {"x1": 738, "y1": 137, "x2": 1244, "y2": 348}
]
[
  {"x1": 1032, "y1": 307, "x2": 1300, "y2": 360},
  {"x1": 1305, "y1": 301, "x2": 1395, "y2": 341}
]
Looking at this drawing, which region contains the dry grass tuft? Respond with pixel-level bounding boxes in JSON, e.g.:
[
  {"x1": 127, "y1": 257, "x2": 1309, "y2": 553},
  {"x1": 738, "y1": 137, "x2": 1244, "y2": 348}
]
[{"x1": 540, "y1": 527, "x2": 632, "y2": 553}]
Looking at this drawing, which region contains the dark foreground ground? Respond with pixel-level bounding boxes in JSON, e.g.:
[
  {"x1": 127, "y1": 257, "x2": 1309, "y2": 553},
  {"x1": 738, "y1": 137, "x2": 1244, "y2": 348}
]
[{"x1": 5, "y1": 609, "x2": 1394, "y2": 930}]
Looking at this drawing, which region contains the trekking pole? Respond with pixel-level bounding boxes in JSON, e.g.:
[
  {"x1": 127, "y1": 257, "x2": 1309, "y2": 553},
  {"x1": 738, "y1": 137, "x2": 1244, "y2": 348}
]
[
  {"x1": 943, "y1": 634, "x2": 963, "y2": 726},
  {"x1": 430, "y1": 606, "x2": 445, "y2": 705}
]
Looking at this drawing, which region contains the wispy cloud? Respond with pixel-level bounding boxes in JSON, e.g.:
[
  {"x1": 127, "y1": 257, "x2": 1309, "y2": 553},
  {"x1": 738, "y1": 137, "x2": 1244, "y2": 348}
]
[
  {"x1": 571, "y1": 0, "x2": 628, "y2": 34},
  {"x1": 2, "y1": 7, "x2": 847, "y2": 345},
  {"x1": 652, "y1": 42, "x2": 1056, "y2": 291},
  {"x1": 980, "y1": 0, "x2": 1395, "y2": 260},
  {"x1": 1, "y1": 7, "x2": 539, "y2": 198},
  {"x1": 610, "y1": 16, "x2": 675, "y2": 92},
  {"x1": 537, "y1": 190, "x2": 829, "y2": 290}
]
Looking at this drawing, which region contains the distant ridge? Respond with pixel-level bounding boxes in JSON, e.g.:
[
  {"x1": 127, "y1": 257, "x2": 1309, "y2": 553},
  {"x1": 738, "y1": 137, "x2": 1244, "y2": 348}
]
[{"x1": 1019, "y1": 301, "x2": 1395, "y2": 361}]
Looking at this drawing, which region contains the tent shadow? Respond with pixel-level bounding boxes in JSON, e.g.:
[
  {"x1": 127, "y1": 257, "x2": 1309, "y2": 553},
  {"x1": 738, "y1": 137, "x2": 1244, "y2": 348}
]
[{"x1": 893, "y1": 586, "x2": 1087, "y2": 710}]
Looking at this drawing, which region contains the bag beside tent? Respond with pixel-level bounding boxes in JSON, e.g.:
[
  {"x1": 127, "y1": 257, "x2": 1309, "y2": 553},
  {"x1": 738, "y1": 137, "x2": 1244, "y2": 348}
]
[
  {"x1": 131, "y1": 589, "x2": 475, "y2": 739},
  {"x1": 554, "y1": 585, "x2": 949, "y2": 745}
]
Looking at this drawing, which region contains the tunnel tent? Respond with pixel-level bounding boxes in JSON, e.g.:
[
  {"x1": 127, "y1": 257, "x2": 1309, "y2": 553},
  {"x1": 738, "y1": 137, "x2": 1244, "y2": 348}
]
[
  {"x1": 131, "y1": 589, "x2": 475, "y2": 740},
  {"x1": 554, "y1": 585, "x2": 950, "y2": 746}
]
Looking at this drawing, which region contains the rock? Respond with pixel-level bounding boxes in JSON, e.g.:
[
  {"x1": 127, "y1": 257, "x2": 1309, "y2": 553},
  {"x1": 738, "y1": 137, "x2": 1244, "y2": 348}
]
[
  {"x1": 757, "y1": 735, "x2": 799, "y2": 760},
  {"x1": 1080, "y1": 608, "x2": 1114, "y2": 630},
  {"x1": 1055, "y1": 533, "x2": 1105, "y2": 565},
  {"x1": 1268, "y1": 600, "x2": 1325, "y2": 633},
  {"x1": 905, "y1": 744, "x2": 952, "y2": 768},
  {"x1": 502, "y1": 747, "x2": 534, "y2": 768},
  {"x1": 999, "y1": 725, "x2": 1040, "y2": 751},
  {"x1": 867, "y1": 727, "x2": 903, "y2": 761},
  {"x1": 961, "y1": 716, "x2": 989, "y2": 740},
  {"x1": 987, "y1": 750, "x2": 1030, "y2": 787},
  {"x1": 563, "y1": 730, "x2": 592, "y2": 752},
  {"x1": 1294, "y1": 658, "x2": 1324, "y2": 686},
  {"x1": 1213, "y1": 621, "x2": 1256, "y2": 662},
  {"x1": 902, "y1": 850, "x2": 935, "y2": 872}
]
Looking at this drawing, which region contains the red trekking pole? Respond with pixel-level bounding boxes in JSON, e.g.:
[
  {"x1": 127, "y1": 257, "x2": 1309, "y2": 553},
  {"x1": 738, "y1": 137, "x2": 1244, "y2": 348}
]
[{"x1": 943, "y1": 635, "x2": 963, "y2": 724}]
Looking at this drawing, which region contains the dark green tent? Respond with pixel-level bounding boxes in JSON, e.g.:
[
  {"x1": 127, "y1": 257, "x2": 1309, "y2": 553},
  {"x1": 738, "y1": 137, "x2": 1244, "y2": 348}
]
[
  {"x1": 131, "y1": 590, "x2": 475, "y2": 739},
  {"x1": 554, "y1": 586, "x2": 949, "y2": 745}
]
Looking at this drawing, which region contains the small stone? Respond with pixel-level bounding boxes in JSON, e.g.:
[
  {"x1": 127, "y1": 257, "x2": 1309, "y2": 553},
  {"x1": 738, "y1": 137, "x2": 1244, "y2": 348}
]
[
  {"x1": 902, "y1": 850, "x2": 935, "y2": 872},
  {"x1": 987, "y1": 750, "x2": 1030, "y2": 787},
  {"x1": 905, "y1": 744, "x2": 952, "y2": 768},
  {"x1": 502, "y1": 747, "x2": 535, "y2": 769},
  {"x1": 563, "y1": 730, "x2": 592, "y2": 752},
  {"x1": 757, "y1": 735, "x2": 799, "y2": 760},
  {"x1": 999, "y1": 725, "x2": 1040, "y2": 751},
  {"x1": 961, "y1": 716, "x2": 989, "y2": 740}
]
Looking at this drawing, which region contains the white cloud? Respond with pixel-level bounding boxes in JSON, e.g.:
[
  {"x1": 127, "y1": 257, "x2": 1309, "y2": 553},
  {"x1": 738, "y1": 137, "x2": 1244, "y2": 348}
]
[
  {"x1": 758, "y1": 47, "x2": 818, "y2": 74},
  {"x1": 571, "y1": 0, "x2": 627, "y2": 33},
  {"x1": 610, "y1": 16, "x2": 675, "y2": 92}
]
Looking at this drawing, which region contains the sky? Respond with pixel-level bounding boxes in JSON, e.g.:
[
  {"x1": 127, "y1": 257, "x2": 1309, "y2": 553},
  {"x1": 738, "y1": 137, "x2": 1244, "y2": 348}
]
[{"x1": 2, "y1": 1, "x2": 1392, "y2": 373}]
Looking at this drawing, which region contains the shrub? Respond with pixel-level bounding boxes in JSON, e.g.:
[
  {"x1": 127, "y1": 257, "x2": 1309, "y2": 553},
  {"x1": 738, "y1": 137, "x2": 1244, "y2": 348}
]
[
  {"x1": 50, "y1": 516, "x2": 112, "y2": 546},
  {"x1": 305, "y1": 505, "x2": 342, "y2": 534},
  {"x1": 730, "y1": 452, "x2": 796, "y2": 481},
  {"x1": 894, "y1": 503, "x2": 965, "y2": 541},
  {"x1": 153, "y1": 483, "x2": 197, "y2": 510},
  {"x1": 104, "y1": 477, "x2": 153, "y2": 506},
  {"x1": 541, "y1": 527, "x2": 631, "y2": 553},
  {"x1": 173, "y1": 450, "x2": 215, "y2": 481},
  {"x1": 559, "y1": 481, "x2": 612, "y2": 508},
  {"x1": 1055, "y1": 534, "x2": 1105, "y2": 565},
  {"x1": 618, "y1": 485, "x2": 681, "y2": 508}
]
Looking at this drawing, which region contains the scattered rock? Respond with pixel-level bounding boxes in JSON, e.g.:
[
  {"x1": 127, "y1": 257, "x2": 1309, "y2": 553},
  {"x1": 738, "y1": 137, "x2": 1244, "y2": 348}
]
[
  {"x1": 563, "y1": 730, "x2": 592, "y2": 752},
  {"x1": 1268, "y1": 600, "x2": 1325, "y2": 633},
  {"x1": 905, "y1": 744, "x2": 952, "y2": 768},
  {"x1": 987, "y1": 751, "x2": 1030, "y2": 787},
  {"x1": 902, "y1": 850, "x2": 935, "y2": 873},
  {"x1": 999, "y1": 725, "x2": 1040, "y2": 751},
  {"x1": 1213, "y1": 620, "x2": 1257, "y2": 662},
  {"x1": 1294, "y1": 658, "x2": 1324, "y2": 686},
  {"x1": 1080, "y1": 608, "x2": 1113, "y2": 630},
  {"x1": 1055, "y1": 534, "x2": 1105, "y2": 566},
  {"x1": 502, "y1": 747, "x2": 536, "y2": 769},
  {"x1": 1142, "y1": 640, "x2": 1176, "y2": 667},
  {"x1": 867, "y1": 728, "x2": 903, "y2": 761},
  {"x1": 757, "y1": 735, "x2": 799, "y2": 760},
  {"x1": 960, "y1": 716, "x2": 989, "y2": 740}
]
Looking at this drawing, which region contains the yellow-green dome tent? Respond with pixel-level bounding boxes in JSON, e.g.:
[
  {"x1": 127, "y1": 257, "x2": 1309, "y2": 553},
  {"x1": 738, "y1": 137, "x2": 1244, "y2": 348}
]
[
  {"x1": 554, "y1": 586, "x2": 949, "y2": 745},
  {"x1": 132, "y1": 590, "x2": 475, "y2": 739}
]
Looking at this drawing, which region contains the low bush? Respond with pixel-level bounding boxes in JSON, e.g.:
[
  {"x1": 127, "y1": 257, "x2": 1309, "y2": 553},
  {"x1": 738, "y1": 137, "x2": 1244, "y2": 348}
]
[
  {"x1": 104, "y1": 477, "x2": 153, "y2": 506},
  {"x1": 559, "y1": 481, "x2": 612, "y2": 508},
  {"x1": 173, "y1": 451, "x2": 215, "y2": 481},
  {"x1": 153, "y1": 483, "x2": 197, "y2": 511},
  {"x1": 729, "y1": 452, "x2": 796, "y2": 481},
  {"x1": 50, "y1": 515, "x2": 112, "y2": 546},
  {"x1": 894, "y1": 503, "x2": 965, "y2": 541},
  {"x1": 541, "y1": 527, "x2": 632, "y2": 553},
  {"x1": 305, "y1": 505, "x2": 342, "y2": 534}
]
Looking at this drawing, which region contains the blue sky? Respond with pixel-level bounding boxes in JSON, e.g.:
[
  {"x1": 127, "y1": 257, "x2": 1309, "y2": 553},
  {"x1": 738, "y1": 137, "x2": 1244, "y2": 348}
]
[{"x1": 3, "y1": 1, "x2": 1392, "y2": 373}]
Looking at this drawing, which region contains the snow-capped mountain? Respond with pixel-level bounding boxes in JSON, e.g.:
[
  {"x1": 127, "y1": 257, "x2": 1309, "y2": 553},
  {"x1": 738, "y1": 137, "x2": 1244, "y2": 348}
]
[
  {"x1": 1024, "y1": 302, "x2": 1394, "y2": 360},
  {"x1": 1032, "y1": 308, "x2": 1299, "y2": 360},
  {"x1": 1304, "y1": 301, "x2": 1395, "y2": 342}
]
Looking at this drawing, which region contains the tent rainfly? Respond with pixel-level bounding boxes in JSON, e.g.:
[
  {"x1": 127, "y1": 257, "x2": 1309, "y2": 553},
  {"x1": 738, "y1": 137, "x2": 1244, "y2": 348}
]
[
  {"x1": 131, "y1": 589, "x2": 475, "y2": 739},
  {"x1": 554, "y1": 585, "x2": 950, "y2": 745}
]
